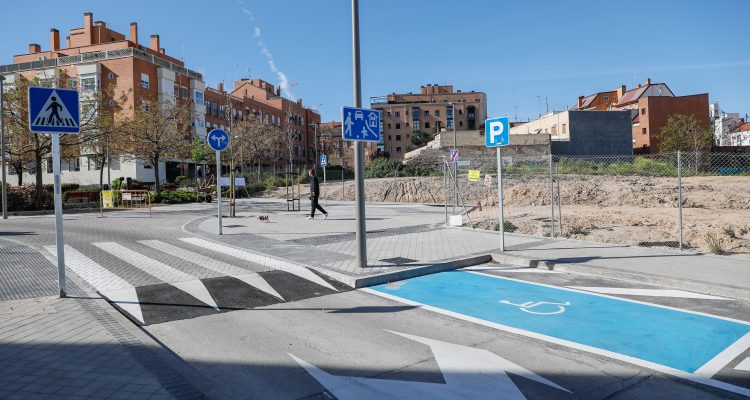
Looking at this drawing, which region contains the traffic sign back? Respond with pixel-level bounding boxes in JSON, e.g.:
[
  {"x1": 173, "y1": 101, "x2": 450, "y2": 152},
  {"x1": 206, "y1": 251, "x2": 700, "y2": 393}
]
[
  {"x1": 28, "y1": 87, "x2": 80, "y2": 134},
  {"x1": 485, "y1": 117, "x2": 510, "y2": 147},
  {"x1": 207, "y1": 129, "x2": 230, "y2": 152},
  {"x1": 342, "y1": 106, "x2": 381, "y2": 142}
]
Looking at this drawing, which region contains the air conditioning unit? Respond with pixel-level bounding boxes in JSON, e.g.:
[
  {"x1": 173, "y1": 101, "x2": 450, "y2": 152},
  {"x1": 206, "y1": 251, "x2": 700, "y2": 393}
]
[{"x1": 38, "y1": 56, "x2": 46, "y2": 61}]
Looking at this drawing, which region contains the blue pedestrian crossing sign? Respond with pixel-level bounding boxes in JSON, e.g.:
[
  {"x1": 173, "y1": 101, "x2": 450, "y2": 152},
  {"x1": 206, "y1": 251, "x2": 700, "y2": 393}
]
[
  {"x1": 485, "y1": 117, "x2": 510, "y2": 147},
  {"x1": 342, "y1": 106, "x2": 381, "y2": 142},
  {"x1": 28, "y1": 87, "x2": 80, "y2": 134},
  {"x1": 320, "y1": 154, "x2": 328, "y2": 167},
  {"x1": 207, "y1": 129, "x2": 230, "y2": 152}
]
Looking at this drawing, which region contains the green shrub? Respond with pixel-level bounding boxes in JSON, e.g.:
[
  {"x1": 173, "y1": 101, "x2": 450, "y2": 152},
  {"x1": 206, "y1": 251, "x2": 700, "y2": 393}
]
[
  {"x1": 61, "y1": 183, "x2": 80, "y2": 192},
  {"x1": 151, "y1": 190, "x2": 198, "y2": 204},
  {"x1": 175, "y1": 176, "x2": 188, "y2": 187},
  {"x1": 247, "y1": 183, "x2": 267, "y2": 193},
  {"x1": 111, "y1": 177, "x2": 124, "y2": 191}
]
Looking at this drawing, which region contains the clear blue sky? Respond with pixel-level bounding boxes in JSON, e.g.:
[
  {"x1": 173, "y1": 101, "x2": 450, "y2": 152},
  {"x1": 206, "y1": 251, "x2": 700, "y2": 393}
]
[{"x1": 2, "y1": 0, "x2": 749, "y2": 122}]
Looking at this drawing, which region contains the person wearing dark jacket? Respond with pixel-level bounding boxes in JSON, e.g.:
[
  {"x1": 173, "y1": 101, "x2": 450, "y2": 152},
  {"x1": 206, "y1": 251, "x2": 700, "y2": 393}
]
[{"x1": 307, "y1": 169, "x2": 328, "y2": 220}]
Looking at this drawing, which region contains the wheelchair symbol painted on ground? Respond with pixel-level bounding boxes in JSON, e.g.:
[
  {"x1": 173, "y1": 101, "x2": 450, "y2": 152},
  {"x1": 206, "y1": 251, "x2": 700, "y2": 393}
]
[{"x1": 499, "y1": 300, "x2": 571, "y2": 315}]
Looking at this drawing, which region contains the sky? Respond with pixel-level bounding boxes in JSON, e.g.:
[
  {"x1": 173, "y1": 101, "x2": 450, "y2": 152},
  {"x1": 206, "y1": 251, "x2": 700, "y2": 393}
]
[{"x1": 1, "y1": 0, "x2": 749, "y2": 123}]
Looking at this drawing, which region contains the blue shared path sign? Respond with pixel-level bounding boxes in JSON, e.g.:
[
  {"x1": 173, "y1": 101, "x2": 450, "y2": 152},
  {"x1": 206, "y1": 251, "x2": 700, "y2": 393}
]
[
  {"x1": 28, "y1": 87, "x2": 80, "y2": 134},
  {"x1": 485, "y1": 117, "x2": 510, "y2": 147},
  {"x1": 207, "y1": 129, "x2": 230, "y2": 152},
  {"x1": 341, "y1": 106, "x2": 381, "y2": 142},
  {"x1": 320, "y1": 154, "x2": 328, "y2": 167}
]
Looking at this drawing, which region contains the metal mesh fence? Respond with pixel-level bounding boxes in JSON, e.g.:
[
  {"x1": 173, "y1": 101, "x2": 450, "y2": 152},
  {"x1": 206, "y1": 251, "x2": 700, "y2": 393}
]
[{"x1": 371, "y1": 151, "x2": 750, "y2": 256}]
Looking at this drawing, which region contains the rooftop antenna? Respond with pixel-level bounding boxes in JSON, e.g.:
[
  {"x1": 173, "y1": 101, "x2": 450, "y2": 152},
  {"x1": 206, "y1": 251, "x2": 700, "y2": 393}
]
[{"x1": 513, "y1": 89, "x2": 518, "y2": 121}]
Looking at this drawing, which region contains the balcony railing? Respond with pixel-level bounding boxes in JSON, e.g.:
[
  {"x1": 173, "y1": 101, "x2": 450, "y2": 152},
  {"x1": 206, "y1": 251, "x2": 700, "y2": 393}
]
[{"x1": 0, "y1": 47, "x2": 203, "y2": 81}]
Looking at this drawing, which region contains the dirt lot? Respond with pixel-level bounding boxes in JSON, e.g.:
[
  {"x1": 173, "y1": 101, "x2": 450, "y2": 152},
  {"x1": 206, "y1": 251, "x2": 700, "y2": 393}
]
[{"x1": 263, "y1": 174, "x2": 750, "y2": 257}]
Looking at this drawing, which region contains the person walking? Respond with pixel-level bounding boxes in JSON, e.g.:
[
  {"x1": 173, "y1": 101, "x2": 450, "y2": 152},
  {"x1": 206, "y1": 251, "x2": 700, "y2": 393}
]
[{"x1": 307, "y1": 168, "x2": 328, "y2": 220}]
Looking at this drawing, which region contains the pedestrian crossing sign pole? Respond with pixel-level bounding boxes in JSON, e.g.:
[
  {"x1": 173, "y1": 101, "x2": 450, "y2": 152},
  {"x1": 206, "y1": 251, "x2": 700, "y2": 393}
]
[{"x1": 28, "y1": 87, "x2": 81, "y2": 298}]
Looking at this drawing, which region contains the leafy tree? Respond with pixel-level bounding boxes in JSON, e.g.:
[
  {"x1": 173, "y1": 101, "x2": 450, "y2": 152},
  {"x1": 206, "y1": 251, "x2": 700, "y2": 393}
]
[
  {"x1": 656, "y1": 114, "x2": 712, "y2": 154},
  {"x1": 191, "y1": 138, "x2": 209, "y2": 179},
  {"x1": 118, "y1": 94, "x2": 192, "y2": 194}
]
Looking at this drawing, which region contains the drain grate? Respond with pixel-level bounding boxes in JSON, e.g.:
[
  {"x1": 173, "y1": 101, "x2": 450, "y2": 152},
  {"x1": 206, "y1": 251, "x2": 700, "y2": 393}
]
[{"x1": 379, "y1": 257, "x2": 418, "y2": 265}]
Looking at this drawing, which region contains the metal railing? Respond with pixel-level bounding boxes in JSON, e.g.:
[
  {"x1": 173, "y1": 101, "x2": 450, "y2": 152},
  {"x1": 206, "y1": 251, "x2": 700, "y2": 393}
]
[{"x1": 0, "y1": 47, "x2": 203, "y2": 80}]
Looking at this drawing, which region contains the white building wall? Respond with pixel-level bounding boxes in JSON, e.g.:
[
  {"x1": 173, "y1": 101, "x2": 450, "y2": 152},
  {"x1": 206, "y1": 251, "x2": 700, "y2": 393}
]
[{"x1": 11, "y1": 157, "x2": 166, "y2": 187}]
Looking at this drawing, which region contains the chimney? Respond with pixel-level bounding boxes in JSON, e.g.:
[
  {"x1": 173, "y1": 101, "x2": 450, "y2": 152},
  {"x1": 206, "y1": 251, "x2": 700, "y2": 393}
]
[
  {"x1": 28, "y1": 43, "x2": 41, "y2": 54},
  {"x1": 50, "y1": 29, "x2": 60, "y2": 51},
  {"x1": 159, "y1": 48, "x2": 165, "y2": 54},
  {"x1": 150, "y1": 35, "x2": 160, "y2": 51},
  {"x1": 129, "y1": 22, "x2": 138, "y2": 45},
  {"x1": 578, "y1": 95, "x2": 584, "y2": 109},
  {"x1": 83, "y1": 12, "x2": 93, "y2": 45},
  {"x1": 65, "y1": 36, "x2": 71, "y2": 48},
  {"x1": 217, "y1": 82, "x2": 223, "y2": 93},
  {"x1": 616, "y1": 85, "x2": 626, "y2": 101},
  {"x1": 646, "y1": 78, "x2": 651, "y2": 85}
]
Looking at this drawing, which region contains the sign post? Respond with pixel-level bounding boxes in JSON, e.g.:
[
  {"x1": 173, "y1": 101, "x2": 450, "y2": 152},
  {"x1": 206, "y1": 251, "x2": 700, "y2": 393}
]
[
  {"x1": 207, "y1": 129, "x2": 230, "y2": 235},
  {"x1": 28, "y1": 87, "x2": 80, "y2": 298},
  {"x1": 341, "y1": 105, "x2": 382, "y2": 268},
  {"x1": 320, "y1": 154, "x2": 328, "y2": 200},
  {"x1": 485, "y1": 117, "x2": 510, "y2": 251}
]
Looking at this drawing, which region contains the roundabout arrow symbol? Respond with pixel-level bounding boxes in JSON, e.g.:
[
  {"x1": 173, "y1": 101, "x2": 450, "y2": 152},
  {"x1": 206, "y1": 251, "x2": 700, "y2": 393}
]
[{"x1": 290, "y1": 330, "x2": 570, "y2": 400}]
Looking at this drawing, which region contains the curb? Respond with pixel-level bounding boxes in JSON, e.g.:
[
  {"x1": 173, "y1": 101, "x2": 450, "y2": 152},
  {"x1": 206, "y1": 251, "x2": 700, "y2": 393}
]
[
  {"x1": 309, "y1": 254, "x2": 493, "y2": 289},
  {"x1": 491, "y1": 253, "x2": 750, "y2": 301}
]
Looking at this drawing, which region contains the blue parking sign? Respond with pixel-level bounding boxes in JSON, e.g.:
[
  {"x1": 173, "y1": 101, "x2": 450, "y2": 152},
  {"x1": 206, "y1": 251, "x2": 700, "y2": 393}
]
[
  {"x1": 485, "y1": 117, "x2": 510, "y2": 147},
  {"x1": 342, "y1": 106, "x2": 381, "y2": 142}
]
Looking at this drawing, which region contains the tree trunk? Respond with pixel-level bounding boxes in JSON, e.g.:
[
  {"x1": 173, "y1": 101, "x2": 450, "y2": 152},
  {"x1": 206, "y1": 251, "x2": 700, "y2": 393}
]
[
  {"x1": 34, "y1": 150, "x2": 44, "y2": 209},
  {"x1": 152, "y1": 156, "x2": 161, "y2": 194},
  {"x1": 13, "y1": 163, "x2": 22, "y2": 186}
]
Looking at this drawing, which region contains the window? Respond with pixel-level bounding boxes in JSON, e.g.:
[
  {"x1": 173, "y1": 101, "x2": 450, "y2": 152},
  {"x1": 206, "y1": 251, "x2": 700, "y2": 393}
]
[
  {"x1": 641, "y1": 108, "x2": 646, "y2": 115},
  {"x1": 396, "y1": 135, "x2": 401, "y2": 141},
  {"x1": 81, "y1": 77, "x2": 97, "y2": 91},
  {"x1": 396, "y1": 147, "x2": 402, "y2": 153},
  {"x1": 446, "y1": 106, "x2": 454, "y2": 129},
  {"x1": 196, "y1": 119, "x2": 205, "y2": 128},
  {"x1": 388, "y1": 135, "x2": 392, "y2": 140},
  {"x1": 205, "y1": 101, "x2": 211, "y2": 114},
  {"x1": 424, "y1": 110, "x2": 429, "y2": 117},
  {"x1": 562, "y1": 124, "x2": 567, "y2": 134},
  {"x1": 459, "y1": 121, "x2": 463, "y2": 127},
  {"x1": 87, "y1": 155, "x2": 102, "y2": 171},
  {"x1": 412, "y1": 107, "x2": 420, "y2": 120},
  {"x1": 604, "y1": 96, "x2": 609, "y2": 102},
  {"x1": 66, "y1": 157, "x2": 79, "y2": 171},
  {"x1": 194, "y1": 91, "x2": 204, "y2": 105},
  {"x1": 387, "y1": 123, "x2": 392, "y2": 129},
  {"x1": 435, "y1": 109, "x2": 440, "y2": 117},
  {"x1": 395, "y1": 111, "x2": 400, "y2": 118},
  {"x1": 387, "y1": 111, "x2": 391, "y2": 117},
  {"x1": 140, "y1": 73, "x2": 150, "y2": 89},
  {"x1": 143, "y1": 162, "x2": 152, "y2": 169},
  {"x1": 173, "y1": 84, "x2": 179, "y2": 97},
  {"x1": 413, "y1": 121, "x2": 420, "y2": 132},
  {"x1": 425, "y1": 122, "x2": 430, "y2": 129},
  {"x1": 68, "y1": 78, "x2": 78, "y2": 89},
  {"x1": 396, "y1": 123, "x2": 401, "y2": 129},
  {"x1": 181, "y1": 87, "x2": 188, "y2": 98},
  {"x1": 642, "y1": 128, "x2": 647, "y2": 134},
  {"x1": 459, "y1": 109, "x2": 463, "y2": 115}
]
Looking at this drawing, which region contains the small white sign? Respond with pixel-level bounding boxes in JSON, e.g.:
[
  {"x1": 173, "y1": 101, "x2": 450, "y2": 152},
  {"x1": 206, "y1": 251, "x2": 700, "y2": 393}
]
[
  {"x1": 219, "y1": 177, "x2": 246, "y2": 187},
  {"x1": 122, "y1": 192, "x2": 132, "y2": 201}
]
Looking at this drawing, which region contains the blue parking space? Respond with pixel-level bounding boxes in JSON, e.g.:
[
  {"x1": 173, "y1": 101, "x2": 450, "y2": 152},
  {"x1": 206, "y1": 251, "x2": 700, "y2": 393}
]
[{"x1": 371, "y1": 271, "x2": 750, "y2": 374}]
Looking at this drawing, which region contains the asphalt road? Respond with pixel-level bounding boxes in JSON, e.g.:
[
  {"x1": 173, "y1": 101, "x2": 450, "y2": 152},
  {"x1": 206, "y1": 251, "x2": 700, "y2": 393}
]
[{"x1": 145, "y1": 265, "x2": 750, "y2": 400}]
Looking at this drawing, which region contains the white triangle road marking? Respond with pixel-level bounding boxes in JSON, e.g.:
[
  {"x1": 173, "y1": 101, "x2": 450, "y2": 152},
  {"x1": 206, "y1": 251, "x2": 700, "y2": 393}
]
[
  {"x1": 735, "y1": 357, "x2": 750, "y2": 372},
  {"x1": 93, "y1": 242, "x2": 219, "y2": 310},
  {"x1": 180, "y1": 237, "x2": 336, "y2": 291},
  {"x1": 44, "y1": 245, "x2": 144, "y2": 323},
  {"x1": 290, "y1": 330, "x2": 570, "y2": 400},
  {"x1": 567, "y1": 286, "x2": 727, "y2": 300},
  {"x1": 139, "y1": 240, "x2": 283, "y2": 300}
]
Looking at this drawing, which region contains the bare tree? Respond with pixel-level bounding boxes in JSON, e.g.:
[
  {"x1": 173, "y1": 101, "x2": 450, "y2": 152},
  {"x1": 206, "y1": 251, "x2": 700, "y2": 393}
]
[{"x1": 118, "y1": 94, "x2": 192, "y2": 194}]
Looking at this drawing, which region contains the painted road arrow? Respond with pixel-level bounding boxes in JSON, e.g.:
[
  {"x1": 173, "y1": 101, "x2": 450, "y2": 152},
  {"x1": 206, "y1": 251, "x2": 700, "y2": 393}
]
[{"x1": 290, "y1": 330, "x2": 570, "y2": 400}]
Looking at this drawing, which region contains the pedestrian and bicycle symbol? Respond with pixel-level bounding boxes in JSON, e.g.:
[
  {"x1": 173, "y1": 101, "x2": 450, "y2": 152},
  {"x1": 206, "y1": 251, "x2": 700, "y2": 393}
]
[
  {"x1": 28, "y1": 87, "x2": 80, "y2": 134},
  {"x1": 499, "y1": 299, "x2": 571, "y2": 315},
  {"x1": 341, "y1": 106, "x2": 381, "y2": 142},
  {"x1": 207, "y1": 129, "x2": 230, "y2": 152}
]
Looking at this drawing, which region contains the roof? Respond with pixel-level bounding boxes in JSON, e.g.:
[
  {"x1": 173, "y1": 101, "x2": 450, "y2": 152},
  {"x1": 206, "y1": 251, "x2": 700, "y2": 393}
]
[
  {"x1": 575, "y1": 94, "x2": 597, "y2": 110},
  {"x1": 614, "y1": 86, "x2": 648, "y2": 107},
  {"x1": 734, "y1": 122, "x2": 750, "y2": 132}
]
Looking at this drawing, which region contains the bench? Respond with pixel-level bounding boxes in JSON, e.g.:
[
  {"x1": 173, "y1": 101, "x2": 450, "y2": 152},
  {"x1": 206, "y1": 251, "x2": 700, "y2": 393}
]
[{"x1": 65, "y1": 191, "x2": 96, "y2": 203}]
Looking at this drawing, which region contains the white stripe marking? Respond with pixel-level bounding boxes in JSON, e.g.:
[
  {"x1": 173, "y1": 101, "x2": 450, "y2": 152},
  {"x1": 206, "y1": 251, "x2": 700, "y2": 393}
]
[
  {"x1": 361, "y1": 288, "x2": 750, "y2": 398},
  {"x1": 568, "y1": 287, "x2": 727, "y2": 300},
  {"x1": 695, "y1": 332, "x2": 750, "y2": 377},
  {"x1": 93, "y1": 242, "x2": 218, "y2": 310},
  {"x1": 464, "y1": 266, "x2": 560, "y2": 274},
  {"x1": 44, "y1": 245, "x2": 144, "y2": 323},
  {"x1": 139, "y1": 240, "x2": 283, "y2": 300},
  {"x1": 180, "y1": 237, "x2": 336, "y2": 291},
  {"x1": 735, "y1": 357, "x2": 750, "y2": 372}
]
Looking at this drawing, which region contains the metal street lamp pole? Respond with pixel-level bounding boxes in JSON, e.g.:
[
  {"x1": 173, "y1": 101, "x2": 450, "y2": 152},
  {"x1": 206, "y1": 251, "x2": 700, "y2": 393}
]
[
  {"x1": 0, "y1": 76, "x2": 7, "y2": 219},
  {"x1": 352, "y1": 0, "x2": 367, "y2": 268}
]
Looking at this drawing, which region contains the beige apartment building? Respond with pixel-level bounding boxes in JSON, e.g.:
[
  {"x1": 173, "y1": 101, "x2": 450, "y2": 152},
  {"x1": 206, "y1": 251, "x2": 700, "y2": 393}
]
[{"x1": 370, "y1": 84, "x2": 487, "y2": 159}]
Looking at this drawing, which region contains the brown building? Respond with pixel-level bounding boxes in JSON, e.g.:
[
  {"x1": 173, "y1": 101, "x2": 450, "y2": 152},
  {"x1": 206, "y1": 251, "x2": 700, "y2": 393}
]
[
  {"x1": 631, "y1": 94, "x2": 710, "y2": 153},
  {"x1": 371, "y1": 84, "x2": 487, "y2": 159},
  {"x1": 572, "y1": 90, "x2": 618, "y2": 111}
]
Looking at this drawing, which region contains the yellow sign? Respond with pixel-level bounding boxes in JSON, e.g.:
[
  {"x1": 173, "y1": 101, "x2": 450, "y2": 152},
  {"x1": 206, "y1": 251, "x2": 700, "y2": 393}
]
[
  {"x1": 468, "y1": 170, "x2": 481, "y2": 182},
  {"x1": 101, "y1": 190, "x2": 114, "y2": 208}
]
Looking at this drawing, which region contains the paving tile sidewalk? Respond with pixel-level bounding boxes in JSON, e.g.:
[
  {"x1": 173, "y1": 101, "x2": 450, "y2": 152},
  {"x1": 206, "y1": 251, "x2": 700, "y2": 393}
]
[
  {"x1": 0, "y1": 238, "x2": 207, "y2": 400},
  {"x1": 194, "y1": 199, "x2": 750, "y2": 297}
]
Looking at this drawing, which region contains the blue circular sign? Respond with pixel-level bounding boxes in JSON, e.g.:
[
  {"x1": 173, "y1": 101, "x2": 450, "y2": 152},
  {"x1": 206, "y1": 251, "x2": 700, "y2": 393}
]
[{"x1": 207, "y1": 129, "x2": 230, "y2": 152}]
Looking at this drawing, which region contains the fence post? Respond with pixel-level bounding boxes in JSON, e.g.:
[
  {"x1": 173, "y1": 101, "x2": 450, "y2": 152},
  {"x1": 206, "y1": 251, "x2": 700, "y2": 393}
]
[
  {"x1": 549, "y1": 153, "x2": 555, "y2": 238},
  {"x1": 678, "y1": 151, "x2": 683, "y2": 250},
  {"x1": 556, "y1": 163, "x2": 562, "y2": 237},
  {"x1": 443, "y1": 158, "x2": 448, "y2": 225}
]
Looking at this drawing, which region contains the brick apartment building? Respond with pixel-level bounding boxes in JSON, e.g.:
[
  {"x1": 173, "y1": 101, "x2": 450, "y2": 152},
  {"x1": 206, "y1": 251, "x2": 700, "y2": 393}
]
[
  {"x1": 574, "y1": 78, "x2": 709, "y2": 153},
  {"x1": 0, "y1": 12, "x2": 320, "y2": 185},
  {"x1": 370, "y1": 84, "x2": 487, "y2": 159}
]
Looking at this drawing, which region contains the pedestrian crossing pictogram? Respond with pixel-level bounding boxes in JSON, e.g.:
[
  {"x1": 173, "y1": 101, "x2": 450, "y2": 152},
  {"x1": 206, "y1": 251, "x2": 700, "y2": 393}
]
[{"x1": 28, "y1": 87, "x2": 80, "y2": 133}]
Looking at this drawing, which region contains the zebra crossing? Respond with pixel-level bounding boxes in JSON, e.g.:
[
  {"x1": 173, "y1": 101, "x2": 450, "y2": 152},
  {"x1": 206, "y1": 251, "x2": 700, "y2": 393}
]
[{"x1": 44, "y1": 238, "x2": 344, "y2": 325}]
